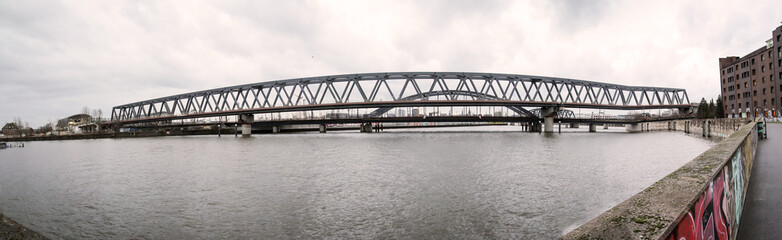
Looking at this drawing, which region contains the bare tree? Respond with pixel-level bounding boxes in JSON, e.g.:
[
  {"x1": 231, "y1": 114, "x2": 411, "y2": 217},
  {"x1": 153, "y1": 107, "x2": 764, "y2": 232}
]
[
  {"x1": 82, "y1": 106, "x2": 90, "y2": 115},
  {"x1": 48, "y1": 119, "x2": 58, "y2": 132}
]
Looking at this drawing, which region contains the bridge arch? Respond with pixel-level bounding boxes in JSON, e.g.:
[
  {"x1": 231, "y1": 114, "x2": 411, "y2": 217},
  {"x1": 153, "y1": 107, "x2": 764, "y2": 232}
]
[{"x1": 366, "y1": 90, "x2": 535, "y2": 117}]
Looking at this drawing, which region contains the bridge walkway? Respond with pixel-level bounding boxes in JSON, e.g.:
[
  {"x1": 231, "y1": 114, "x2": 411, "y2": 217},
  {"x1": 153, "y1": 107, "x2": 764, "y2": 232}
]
[{"x1": 738, "y1": 123, "x2": 782, "y2": 239}]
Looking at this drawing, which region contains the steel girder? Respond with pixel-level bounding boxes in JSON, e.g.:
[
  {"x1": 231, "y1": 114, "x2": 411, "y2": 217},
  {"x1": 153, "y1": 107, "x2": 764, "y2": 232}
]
[
  {"x1": 111, "y1": 72, "x2": 690, "y2": 123},
  {"x1": 529, "y1": 108, "x2": 576, "y2": 118}
]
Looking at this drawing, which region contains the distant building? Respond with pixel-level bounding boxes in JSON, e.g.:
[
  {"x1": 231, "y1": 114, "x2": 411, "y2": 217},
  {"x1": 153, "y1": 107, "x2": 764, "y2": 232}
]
[
  {"x1": 56, "y1": 114, "x2": 95, "y2": 133},
  {"x1": 2, "y1": 123, "x2": 32, "y2": 137},
  {"x1": 411, "y1": 108, "x2": 420, "y2": 116},
  {"x1": 2, "y1": 123, "x2": 19, "y2": 136},
  {"x1": 719, "y1": 24, "x2": 782, "y2": 118}
]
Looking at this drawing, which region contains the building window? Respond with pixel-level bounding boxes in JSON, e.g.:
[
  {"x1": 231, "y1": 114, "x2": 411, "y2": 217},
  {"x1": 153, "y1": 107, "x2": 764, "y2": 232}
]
[
  {"x1": 753, "y1": 80, "x2": 756, "y2": 86},
  {"x1": 762, "y1": 66, "x2": 765, "y2": 72},
  {"x1": 752, "y1": 58, "x2": 755, "y2": 65},
  {"x1": 752, "y1": 69, "x2": 756, "y2": 75},
  {"x1": 761, "y1": 55, "x2": 765, "y2": 61},
  {"x1": 764, "y1": 99, "x2": 767, "y2": 106},
  {"x1": 763, "y1": 88, "x2": 766, "y2": 95},
  {"x1": 739, "y1": 103, "x2": 742, "y2": 108},
  {"x1": 773, "y1": 86, "x2": 775, "y2": 93},
  {"x1": 763, "y1": 77, "x2": 766, "y2": 84},
  {"x1": 754, "y1": 101, "x2": 758, "y2": 107},
  {"x1": 754, "y1": 90, "x2": 757, "y2": 96}
]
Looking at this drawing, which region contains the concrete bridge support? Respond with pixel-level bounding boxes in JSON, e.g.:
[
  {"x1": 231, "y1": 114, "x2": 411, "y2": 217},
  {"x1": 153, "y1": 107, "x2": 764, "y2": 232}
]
[
  {"x1": 319, "y1": 124, "x2": 327, "y2": 133},
  {"x1": 528, "y1": 122, "x2": 541, "y2": 132},
  {"x1": 625, "y1": 123, "x2": 642, "y2": 132},
  {"x1": 239, "y1": 114, "x2": 254, "y2": 137},
  {"x1": 589, "y1": 124, "x2": 597, "y2": 132},
  {"x1": 544, "y1": 117, "x2": 554, "y2": 133},
  {"x1": 540, "y1": 107, "x2": 559, "y2": 133},
  {"x1": 360, "y1": 123, "x2": 373, "y2": 133},
  {"x1": 272, "y1": 125, "x2": 280, "y2": 133}
]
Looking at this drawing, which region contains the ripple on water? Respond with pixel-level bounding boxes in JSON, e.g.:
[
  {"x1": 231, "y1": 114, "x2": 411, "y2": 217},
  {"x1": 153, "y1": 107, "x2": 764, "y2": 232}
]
[{"x1": 0, "y1": 126, "x2": 714, "y2": 239}]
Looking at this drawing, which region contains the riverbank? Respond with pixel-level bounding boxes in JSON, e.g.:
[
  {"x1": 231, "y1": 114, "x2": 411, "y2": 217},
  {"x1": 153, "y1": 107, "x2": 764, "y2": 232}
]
[
  {"x1": 0, "y1": 214, "x2": 47, "y2": 240},
  {"x1": 0, "y1": 123, "x2": 503, "y2": 142}
]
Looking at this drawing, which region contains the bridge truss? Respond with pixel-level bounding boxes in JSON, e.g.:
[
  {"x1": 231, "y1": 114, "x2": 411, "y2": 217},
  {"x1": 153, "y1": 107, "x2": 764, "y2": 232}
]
[{"x1": 111, "y1": 72, "x2": 690, "y2": 124}]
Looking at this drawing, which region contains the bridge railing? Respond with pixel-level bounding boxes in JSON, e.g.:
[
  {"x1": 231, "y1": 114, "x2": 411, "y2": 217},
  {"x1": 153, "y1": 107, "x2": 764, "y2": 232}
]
[{"x1": 111, "y1": 72, "x2": 690, "y2": 124}]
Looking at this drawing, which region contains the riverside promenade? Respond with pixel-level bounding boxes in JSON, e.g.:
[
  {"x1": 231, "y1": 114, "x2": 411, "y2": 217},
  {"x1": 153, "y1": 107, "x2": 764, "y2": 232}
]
[{"x1": 738, "y1": 123, "x2": 782, "y2": 238}]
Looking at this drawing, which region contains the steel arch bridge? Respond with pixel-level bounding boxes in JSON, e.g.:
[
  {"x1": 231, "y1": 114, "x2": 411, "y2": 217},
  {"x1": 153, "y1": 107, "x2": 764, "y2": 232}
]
[{"x1": 111, "y1": 72, "x2": 690, "y2": 124}]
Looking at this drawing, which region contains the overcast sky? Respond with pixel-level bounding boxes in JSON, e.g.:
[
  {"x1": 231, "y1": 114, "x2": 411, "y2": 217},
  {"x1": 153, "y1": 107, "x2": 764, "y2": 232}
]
[{"x1": 1, "y1": 0, "x2": 781, "y2": 127}]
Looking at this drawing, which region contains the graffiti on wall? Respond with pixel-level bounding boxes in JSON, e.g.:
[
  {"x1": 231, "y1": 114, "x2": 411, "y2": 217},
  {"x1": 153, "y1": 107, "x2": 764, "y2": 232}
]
[{"x1": 665, "y1": 125, "x2": 756, "y2": 240}]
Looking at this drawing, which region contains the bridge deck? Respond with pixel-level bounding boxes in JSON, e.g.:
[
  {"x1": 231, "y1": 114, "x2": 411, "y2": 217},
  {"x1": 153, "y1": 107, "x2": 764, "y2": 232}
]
[{"x1": 115, "y1": 116, "x2": 691, "y2": 129}]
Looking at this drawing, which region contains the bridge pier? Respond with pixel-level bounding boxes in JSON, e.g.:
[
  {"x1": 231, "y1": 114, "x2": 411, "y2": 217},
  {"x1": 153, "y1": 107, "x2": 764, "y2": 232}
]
[
  {"x1": 240, "y1": 114, "x2": 253, "y2": 137},
  {"x1": 589, "y1": 124, "x2": 596, "y2": 132},
  {"x1": 319, "y1": 124, "x2": 327, "y2": 133},
  {"x1": 272, "y1": 125, "x2": 280, "y2": 133},
  {"x1": 360, "y1": 123, "x2": 373, "y2": 133},
  {"x1": 528, "y1": 122, "x2": 540, "y2": 132},
  {"x1": 544, "y1": 117, "x2": 554, "y2": 133},
  {"x1": 541, "y1": 107, "x2": 558, "y2": 133},
  {"x1": 625, "y1": 123, "x2": 642, "y2": 133}
]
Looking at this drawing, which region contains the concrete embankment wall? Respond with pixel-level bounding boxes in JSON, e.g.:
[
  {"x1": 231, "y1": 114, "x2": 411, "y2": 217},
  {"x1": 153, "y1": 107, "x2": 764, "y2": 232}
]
[
  {"x1": 643, "y1": 118, "x2": 751, "y2": 139},
  {"x1": 562, "y1": 120, "x2": 758, "y2": 239}
]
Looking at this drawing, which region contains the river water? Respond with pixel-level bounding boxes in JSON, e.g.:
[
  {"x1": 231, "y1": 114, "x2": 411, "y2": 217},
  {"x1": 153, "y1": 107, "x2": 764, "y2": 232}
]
[{"x1": 0, "y1": 126, "x2": 714, "y2": 239}]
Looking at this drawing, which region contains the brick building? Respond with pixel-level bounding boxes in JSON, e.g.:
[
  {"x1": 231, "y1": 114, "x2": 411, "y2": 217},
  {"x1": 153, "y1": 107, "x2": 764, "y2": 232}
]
[{"x1": 719, "y1": 24, "x2": 782, "y2": 118}]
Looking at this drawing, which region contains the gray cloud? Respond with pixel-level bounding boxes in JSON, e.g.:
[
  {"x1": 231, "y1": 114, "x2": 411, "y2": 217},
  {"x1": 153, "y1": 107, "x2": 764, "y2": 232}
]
[{"x1": 1, "y1": 0, "x2": 780, "y2": 127}]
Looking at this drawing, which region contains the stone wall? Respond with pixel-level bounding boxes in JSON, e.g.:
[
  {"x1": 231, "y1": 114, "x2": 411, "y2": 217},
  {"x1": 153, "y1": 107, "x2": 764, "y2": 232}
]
[{"x1": 562, "y1": 120, "x2": 758, "y2": 239}]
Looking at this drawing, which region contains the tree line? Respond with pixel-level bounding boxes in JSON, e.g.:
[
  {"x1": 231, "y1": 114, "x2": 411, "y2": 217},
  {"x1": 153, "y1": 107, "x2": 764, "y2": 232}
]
[{"x1": 696, "y1": 96, "x2": 724, "y2": 119}]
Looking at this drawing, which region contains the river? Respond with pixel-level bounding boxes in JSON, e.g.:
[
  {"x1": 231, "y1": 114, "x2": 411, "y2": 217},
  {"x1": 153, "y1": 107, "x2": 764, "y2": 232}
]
[{"x1": 0, "y1": 126, "x2": 714, "y2": 239}]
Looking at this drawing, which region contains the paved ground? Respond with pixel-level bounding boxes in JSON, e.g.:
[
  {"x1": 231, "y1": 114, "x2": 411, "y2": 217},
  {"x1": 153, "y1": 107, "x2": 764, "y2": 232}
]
[{"x1": 737, "y1": 123, "x2": 782, "y2": 239}]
